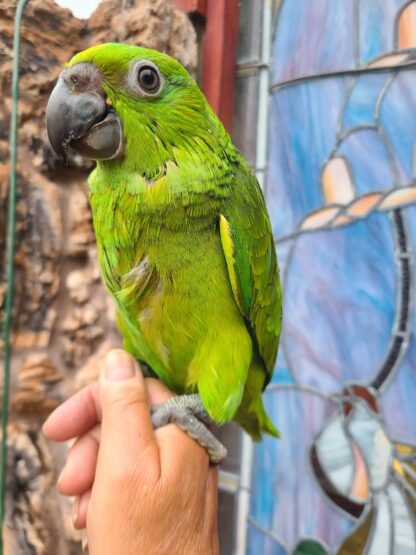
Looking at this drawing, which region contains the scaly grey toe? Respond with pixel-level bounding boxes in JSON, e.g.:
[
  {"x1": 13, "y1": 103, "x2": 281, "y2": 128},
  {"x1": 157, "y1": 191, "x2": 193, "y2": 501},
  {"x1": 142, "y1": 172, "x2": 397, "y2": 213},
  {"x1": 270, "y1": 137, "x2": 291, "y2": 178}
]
[{"x1": 151, "y1": 394, "x2": 227, "y2": 464}]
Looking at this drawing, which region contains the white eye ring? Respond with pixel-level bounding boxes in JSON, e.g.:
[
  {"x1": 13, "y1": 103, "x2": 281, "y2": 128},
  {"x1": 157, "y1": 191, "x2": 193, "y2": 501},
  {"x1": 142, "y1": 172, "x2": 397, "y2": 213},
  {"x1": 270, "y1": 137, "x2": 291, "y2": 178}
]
[{"x1": 127, "y1": 60, "x2": 164, "y2": 97}]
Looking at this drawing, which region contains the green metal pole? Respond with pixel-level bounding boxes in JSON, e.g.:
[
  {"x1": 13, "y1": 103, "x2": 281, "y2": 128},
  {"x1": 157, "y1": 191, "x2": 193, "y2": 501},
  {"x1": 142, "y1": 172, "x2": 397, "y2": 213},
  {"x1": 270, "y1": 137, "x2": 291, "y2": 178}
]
[{"x1": 1, "y1": 0, "x2": 29, "y2": 551}]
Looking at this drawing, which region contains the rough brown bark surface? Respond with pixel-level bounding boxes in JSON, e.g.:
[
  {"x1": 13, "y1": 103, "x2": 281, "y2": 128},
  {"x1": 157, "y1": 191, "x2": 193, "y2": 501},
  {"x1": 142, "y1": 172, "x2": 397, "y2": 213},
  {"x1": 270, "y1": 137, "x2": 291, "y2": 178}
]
[{"x1": 0, "y1": 1, "x2": 197, "y2": 552}]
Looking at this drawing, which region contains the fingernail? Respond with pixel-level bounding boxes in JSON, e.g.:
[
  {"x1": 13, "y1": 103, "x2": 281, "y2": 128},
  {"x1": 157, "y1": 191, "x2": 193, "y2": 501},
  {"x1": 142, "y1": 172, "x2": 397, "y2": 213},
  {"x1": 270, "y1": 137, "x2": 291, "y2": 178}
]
[
  {"x1": 41, "y1": 417, "x2": 50, "y2": 434},
  {"x1": 105, "y1": 350, "x2": 136, "y2": 381},
  {"x1": 57, "y1": 467, "x2": 65, "y2": 489},
  {"x1": 72, "y1": 496, "x2": 80, "y2": 526},
  {"x1": 81, "y1": 529, "x2": 89, "y2": 552}
]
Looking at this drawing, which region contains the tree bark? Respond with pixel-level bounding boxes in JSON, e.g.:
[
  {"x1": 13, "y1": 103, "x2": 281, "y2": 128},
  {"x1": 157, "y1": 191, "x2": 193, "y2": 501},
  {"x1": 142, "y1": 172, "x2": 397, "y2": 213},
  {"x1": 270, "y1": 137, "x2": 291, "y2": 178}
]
[{"x1": 0, "y1": 1, "x2": 197, "y2": 552}]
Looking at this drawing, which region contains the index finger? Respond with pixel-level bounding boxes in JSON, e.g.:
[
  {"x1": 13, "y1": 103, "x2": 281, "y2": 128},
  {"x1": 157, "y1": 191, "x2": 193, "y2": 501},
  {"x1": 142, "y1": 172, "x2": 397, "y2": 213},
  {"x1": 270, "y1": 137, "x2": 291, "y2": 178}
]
[
  {"x1": 43, "y1": 381, "x2": 101, "y2": 441},
  {"x1": 43, "y1": 375, "x2": 175, "y2": 442}
]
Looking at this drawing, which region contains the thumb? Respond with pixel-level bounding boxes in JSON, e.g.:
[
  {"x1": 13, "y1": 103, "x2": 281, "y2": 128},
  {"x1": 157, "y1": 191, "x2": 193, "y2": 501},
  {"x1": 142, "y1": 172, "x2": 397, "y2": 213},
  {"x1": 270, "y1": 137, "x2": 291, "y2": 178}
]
[{"x1": 98, "y1": 350, "x2": 157, "y2": 468}]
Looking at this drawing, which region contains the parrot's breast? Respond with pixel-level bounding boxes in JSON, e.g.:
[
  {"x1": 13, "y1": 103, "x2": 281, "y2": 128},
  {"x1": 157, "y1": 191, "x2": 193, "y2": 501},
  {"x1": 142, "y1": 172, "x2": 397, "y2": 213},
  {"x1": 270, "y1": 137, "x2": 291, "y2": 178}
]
[{"x1": 102, "y1": 221, "x2": 248, "y2": 393}]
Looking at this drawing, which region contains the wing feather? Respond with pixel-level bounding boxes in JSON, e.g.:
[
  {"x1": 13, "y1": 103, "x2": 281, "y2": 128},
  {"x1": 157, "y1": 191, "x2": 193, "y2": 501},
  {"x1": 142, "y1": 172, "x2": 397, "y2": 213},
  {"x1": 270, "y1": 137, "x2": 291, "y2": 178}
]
[{"x1": 220, "y1": 164, "x2": 282, "y2": 383}]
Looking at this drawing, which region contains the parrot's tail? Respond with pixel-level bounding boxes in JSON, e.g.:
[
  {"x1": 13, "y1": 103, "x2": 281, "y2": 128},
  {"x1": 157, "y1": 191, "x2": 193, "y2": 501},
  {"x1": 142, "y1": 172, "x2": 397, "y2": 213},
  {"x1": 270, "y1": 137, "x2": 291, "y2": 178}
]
[
  {"x1": 234, "y1": 397, "x2": 280, "y2": 441},
  {"x1": 233, "y1": 360, "x2": 280, "y2": 441}
]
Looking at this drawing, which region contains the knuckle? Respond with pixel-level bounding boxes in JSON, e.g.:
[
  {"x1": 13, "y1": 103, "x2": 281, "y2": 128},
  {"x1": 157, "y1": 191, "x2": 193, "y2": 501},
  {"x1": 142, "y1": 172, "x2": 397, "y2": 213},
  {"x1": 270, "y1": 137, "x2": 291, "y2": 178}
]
[
  {"x1": 105, "y1": 385, "x2": 148, "y2": 413},
  {"x1": 107, "y1": 458, "x2": 140, "y2": 489}
]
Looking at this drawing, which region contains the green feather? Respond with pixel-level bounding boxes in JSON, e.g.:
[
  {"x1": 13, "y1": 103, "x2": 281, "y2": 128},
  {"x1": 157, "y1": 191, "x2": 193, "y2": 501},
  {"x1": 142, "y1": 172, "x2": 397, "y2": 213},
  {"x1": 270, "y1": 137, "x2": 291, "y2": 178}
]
[{"x1": 70, "y1": 43, "x2": 282, "y2": 438}]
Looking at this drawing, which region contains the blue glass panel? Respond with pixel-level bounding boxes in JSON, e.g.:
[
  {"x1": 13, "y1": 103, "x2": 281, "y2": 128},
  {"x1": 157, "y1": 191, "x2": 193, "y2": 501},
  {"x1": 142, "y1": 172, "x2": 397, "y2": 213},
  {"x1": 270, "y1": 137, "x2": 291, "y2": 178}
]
[
  {"x1": 273, "y1": 235, "x2": 296, "y2": 385},
  {"x1": 337, "y1": 128, "x2": 395, "y2": 195},
  {"x1": 249, "y1": 389, "x2": 353, "y2": 551},
  {"x1": 379, "y1": 70, "x2": 416, "y2": 185},
  {"x1": 266, "y1": 78, "x2": 350, "y2": 238},
  {"x1": 252, "y1": 2, "x2": 416, "y2": 553},
  {"x1": 247, "y1": 524, "x2": 289, "y2": 555},
  {"x1": 380, "y1": 204, "x2": 416, "y2": 444},
  {"x1": 273, "y1": 0, "x2": 355, "y2": 84},
  {"x1": 272, "y1": 347, "x2": 295, "y2": 386},
  {"x1": 359, "y1": 3, "x2": 389, "y2": 63},
  {"x1": 275, "y1": 239, "x2": 294, "y2": 284},
  {"x1": 358, "y1": 0, "x2": 410, "y2": 63},
  {"x1": 342, "y1": 73, "x2": 390, "y2": 130},
  {"x1": 282, "y1": 212, "x2": 396, "y2": 392}
]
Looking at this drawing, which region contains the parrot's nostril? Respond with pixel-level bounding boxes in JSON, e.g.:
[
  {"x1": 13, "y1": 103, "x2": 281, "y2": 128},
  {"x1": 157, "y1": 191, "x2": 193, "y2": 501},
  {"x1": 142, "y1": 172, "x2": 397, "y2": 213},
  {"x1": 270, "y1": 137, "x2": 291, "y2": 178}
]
[{"x1": 64, "y1": 62, "x2": 105, "y2": 96}]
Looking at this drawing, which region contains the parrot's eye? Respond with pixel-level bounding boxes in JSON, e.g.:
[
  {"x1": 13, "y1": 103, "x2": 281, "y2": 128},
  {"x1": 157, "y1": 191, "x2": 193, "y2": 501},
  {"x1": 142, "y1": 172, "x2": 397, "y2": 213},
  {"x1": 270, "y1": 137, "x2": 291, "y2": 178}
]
[
  {"x1": 127, "y1": 60, "x2": 164, "y2": 98},
  {"x1": 128, "y1": 60, "x2": 163, "y2": 97},
  {"x1": 137, "y1": 66, "x2": 160, "y2": 94}
]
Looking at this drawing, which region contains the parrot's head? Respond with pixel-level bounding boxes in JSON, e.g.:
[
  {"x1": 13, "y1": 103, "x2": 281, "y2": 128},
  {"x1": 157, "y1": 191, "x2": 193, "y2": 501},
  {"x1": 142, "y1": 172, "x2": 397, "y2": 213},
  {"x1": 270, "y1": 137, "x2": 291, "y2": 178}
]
[{"x1": 46, "y1": 43, "x2": 223, "y2": 173}]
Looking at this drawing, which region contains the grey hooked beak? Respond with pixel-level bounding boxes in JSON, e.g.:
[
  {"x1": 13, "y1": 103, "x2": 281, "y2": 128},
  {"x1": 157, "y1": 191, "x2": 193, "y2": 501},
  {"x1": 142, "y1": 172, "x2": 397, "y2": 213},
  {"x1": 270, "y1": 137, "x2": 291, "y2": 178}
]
[{"x1": 46, "y1": 64, "x2": 124, "y2": 163}]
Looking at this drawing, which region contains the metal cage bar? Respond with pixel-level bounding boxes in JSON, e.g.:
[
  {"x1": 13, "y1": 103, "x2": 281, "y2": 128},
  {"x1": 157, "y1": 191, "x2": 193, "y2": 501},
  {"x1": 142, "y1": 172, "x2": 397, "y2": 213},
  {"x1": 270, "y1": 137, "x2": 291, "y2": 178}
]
[{"x1": 1, "y1": 2, "x2": 29, "y2": 553}]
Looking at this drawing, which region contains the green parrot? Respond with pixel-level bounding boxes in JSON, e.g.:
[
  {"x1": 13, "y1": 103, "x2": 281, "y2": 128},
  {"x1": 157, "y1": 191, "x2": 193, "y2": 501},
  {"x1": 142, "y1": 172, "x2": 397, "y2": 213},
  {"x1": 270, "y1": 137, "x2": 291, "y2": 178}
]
[{"x1": 46, "y1": 43, "x2": 282, "y2": 463}]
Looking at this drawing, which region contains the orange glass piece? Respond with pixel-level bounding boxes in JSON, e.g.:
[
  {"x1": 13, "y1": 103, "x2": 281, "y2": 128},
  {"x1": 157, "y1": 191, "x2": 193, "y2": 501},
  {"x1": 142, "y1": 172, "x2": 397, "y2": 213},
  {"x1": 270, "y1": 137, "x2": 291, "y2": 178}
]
[
  {"x1": 332, "y1": 213, "x2": 352, "y2": 227},
  {"x1": 300, "y1": 206, "x2": 339, "y2": 230},
  {"x1": 322, "y1": 157, "x2": 355, "y2": 205},
  {"x1": 398, "y1": 2, "x2": 416, "y2": 49},
  {"x1": 368, "y1": 53, "x2": 409, "y2": 68},
  {"x1": 379, "y1": 186, "x2": 416, "y2": 210},
  {"x1": 350, "y1": 445, "x2": 369, "y2": 502},
  {"x1": 346, "y1": 194, "x2": 381, "y2": 218}
]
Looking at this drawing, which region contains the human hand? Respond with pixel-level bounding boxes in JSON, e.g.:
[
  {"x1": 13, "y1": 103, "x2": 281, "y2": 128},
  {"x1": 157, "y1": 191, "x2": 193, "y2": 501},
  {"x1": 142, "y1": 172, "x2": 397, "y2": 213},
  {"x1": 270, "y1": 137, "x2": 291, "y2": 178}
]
[{"x1": 43, "y1": 350, "x2": 219, "y2": 555}]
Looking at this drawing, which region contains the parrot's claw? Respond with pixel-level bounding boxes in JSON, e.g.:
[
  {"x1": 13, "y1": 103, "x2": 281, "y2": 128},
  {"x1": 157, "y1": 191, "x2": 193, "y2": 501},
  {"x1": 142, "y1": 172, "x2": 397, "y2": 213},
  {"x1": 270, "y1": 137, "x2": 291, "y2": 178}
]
[{"x1": 151, "y1": 394, "x2": 227, "y2": 464}]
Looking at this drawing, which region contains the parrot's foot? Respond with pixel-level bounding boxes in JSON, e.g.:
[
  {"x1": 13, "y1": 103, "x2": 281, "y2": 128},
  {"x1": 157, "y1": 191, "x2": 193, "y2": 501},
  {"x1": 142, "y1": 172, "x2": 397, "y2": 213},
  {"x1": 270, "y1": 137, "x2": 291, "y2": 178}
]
[{"x1": 151, "y1": 394, "x2": 227, "y2": 464}]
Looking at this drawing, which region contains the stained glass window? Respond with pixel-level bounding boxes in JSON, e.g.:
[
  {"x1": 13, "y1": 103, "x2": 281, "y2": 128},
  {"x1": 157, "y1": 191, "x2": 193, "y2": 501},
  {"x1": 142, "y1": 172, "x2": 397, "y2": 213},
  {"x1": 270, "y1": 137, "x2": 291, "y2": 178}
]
[{"x1": 245, "y1": 1, "x2": 416, "y2": 553}]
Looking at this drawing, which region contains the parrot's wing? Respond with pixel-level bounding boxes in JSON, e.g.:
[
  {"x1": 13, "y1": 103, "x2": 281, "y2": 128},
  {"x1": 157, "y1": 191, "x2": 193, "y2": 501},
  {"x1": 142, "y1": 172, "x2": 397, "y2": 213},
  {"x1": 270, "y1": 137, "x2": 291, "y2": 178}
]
[{"x1": 220, "y1": 165, "x2": 282, "y2": 384}]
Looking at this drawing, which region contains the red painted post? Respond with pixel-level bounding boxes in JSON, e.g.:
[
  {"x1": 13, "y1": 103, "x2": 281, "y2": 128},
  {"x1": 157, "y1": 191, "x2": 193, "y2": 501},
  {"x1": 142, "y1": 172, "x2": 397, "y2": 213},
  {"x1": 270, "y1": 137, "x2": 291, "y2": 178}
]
[
  {"x1": 170, "y1": 0, "x2": 240, "y2": 132},
  {"x1": 202, "y1": 0, "x2": 239, "y2": 131}
]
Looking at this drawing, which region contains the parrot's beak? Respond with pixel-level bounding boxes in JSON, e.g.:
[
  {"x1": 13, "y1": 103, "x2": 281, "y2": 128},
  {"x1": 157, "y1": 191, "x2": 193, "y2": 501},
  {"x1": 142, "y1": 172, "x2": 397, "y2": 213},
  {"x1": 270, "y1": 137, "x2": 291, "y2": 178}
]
[{"x1": 46, "y1": 62, "x2": 124, "y2": 163}]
